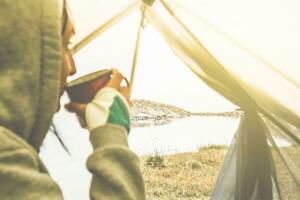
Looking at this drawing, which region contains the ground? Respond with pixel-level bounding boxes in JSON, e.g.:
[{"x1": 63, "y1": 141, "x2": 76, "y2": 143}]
[
  {"x1": 141, "y1": 145, "x2": 300, "y2": 200},
  {"x1": 140, "y1": 146, "x2": 227, "y2": 200}
]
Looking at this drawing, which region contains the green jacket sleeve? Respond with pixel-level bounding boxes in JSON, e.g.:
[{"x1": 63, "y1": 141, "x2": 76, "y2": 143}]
[{"x1": 87, "y1": 124, "x2": 145, "y2": 200}]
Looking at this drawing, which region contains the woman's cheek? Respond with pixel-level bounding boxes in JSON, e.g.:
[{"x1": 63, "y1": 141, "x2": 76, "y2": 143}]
[{"x1": 61, "y1": 47, "x2": 69, "y2": 85}]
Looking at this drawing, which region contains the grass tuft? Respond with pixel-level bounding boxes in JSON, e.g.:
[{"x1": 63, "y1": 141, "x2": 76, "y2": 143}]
[{"x1": 145, "y1": 154, "x2": 166, "y2": 169}]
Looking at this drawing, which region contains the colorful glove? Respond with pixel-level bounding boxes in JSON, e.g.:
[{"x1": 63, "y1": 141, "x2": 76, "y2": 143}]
[{"x1": 85, "y1": 87, "x2": 131, "y2": 133}]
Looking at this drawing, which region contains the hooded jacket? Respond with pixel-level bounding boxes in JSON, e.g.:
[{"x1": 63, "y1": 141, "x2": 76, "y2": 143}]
[{"x1": 0, "y1": 0, "x2": 145, "y2": 199}]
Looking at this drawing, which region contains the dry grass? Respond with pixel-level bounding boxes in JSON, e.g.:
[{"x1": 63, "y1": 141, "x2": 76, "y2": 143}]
[
  {"x1": 140, "y1": 145, "x2": 227, "y2": 200},
  {"x1": 141, "y1": 145, "x2": 300, "y2": 200}
]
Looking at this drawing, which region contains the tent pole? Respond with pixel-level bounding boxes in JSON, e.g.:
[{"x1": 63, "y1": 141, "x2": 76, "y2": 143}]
[
  {"x1": 71, "y1": 1, "x2": 140, "y2": 54},
  {"x1": 129, "y1": 5, "x2": 145, "y2": 95}
]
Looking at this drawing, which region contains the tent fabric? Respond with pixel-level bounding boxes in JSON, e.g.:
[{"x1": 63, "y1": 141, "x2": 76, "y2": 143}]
[
  {"x1": 68, "y1": 0, "x2": 300, "y2": 199},
  {"x1": 145, "y1": 1, "x2": 300, "y2": 199}
]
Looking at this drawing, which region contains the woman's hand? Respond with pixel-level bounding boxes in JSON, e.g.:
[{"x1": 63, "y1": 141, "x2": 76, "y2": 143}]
[{"x1": 65, "y1": 69, "x2": 131, "y2": 127}]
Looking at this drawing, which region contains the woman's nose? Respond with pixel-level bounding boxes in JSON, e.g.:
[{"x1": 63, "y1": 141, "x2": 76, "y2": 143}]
[
  {"x1": 68, "y1": 51, "x2": 77, "y2": 76},
  {"x1": 69, "y1": 62, "x2": 76, "y2": 76}
]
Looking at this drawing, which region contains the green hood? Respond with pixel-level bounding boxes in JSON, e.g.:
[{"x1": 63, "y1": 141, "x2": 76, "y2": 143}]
[{"x1": 0, "y1": 0, "x2": 63, "y2": 150}]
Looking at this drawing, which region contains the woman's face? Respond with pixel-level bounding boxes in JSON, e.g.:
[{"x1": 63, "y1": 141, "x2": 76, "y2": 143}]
[{"x1": 58, "y1": 10, "x2": 76, "y2": 110}]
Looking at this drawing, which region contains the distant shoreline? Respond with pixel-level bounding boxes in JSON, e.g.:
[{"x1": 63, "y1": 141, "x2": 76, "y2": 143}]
[{"x1": 130, "y1": 99, "x2": 243, "y2": 128}]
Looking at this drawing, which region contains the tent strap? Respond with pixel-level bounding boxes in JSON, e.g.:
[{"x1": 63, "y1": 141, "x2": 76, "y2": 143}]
[
  {"x1": 142, "y1": 0, "x2": 156, "y2": 6},
  {"x1": 258, "y1": 107, "x2": 300, "y2": 145},
  {"x1": 129, "y1": 5, "x2": 145, "y2": 94}
]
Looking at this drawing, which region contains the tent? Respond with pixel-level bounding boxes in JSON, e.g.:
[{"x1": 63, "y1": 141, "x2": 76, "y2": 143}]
[{"x1": 65, "y1": 0, "x2": 300, "y2": 199}]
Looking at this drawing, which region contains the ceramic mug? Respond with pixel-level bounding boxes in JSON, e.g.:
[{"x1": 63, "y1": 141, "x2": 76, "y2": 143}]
[
  {"x1": 66, "y1": 69, "x2": 130, "y2": 127},
  {"x1": 66, "y1": 69, "x2": 112, "y2": 104}
]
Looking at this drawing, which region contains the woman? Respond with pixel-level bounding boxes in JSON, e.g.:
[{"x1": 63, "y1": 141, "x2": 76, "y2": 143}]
[{"x1": 0, "y1": 0, "x2": 145, "y2": 199}]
